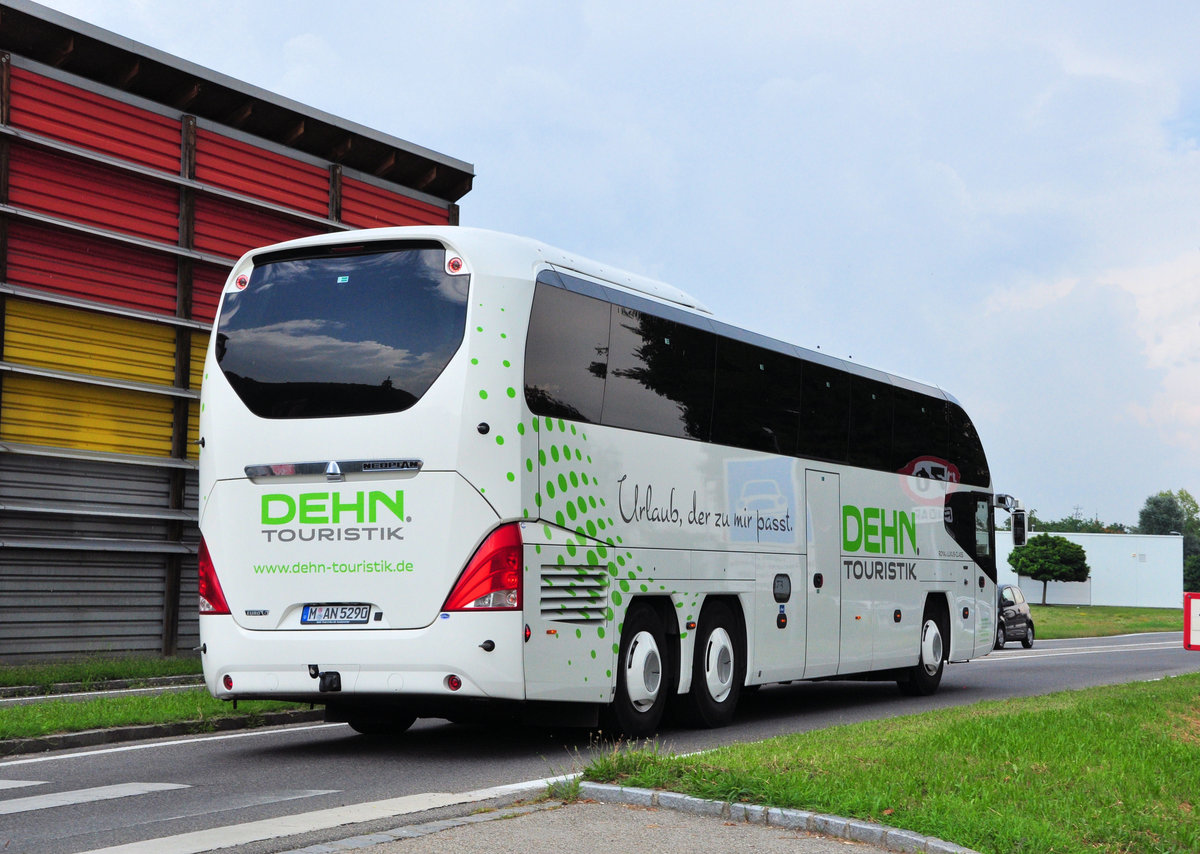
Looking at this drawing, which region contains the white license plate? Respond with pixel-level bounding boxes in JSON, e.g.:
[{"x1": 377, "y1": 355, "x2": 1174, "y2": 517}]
[{"x1": 302, "y1": 604, "x2": 371, "y2": 625}]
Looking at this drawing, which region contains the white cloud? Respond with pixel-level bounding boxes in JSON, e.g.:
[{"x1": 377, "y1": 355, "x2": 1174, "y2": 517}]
[
  {"x1": 1107, "y1": 251, "x2": 1200, "y2": 458},
  {"x1": 986, "y1": 277, "x2": 1079, "y2": 314},
  {"x1": 26, "y1": 0, "x2": 1200, "y2": 522}
]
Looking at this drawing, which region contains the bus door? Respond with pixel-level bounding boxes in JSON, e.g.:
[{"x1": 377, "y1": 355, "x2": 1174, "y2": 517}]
[
  {"x1": 803, "y1": 470, "x2": 840, "y2": 678},
  {"x1": 945, "y1": 490, "x2": 997, "y2": 659}
]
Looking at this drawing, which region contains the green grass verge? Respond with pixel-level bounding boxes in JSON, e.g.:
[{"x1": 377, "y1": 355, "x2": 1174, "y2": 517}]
[
  {"x1": 0, "y1": 689, "x2": 305, "y2": 740},
  {"x1": 1031, "y1": 605, "x2": 1183, "y2": 639},
  {"x1": 0, "y1": 654, "x2": 202, "y2": 691},
  {"x1": 585, "y1": 674, "x2": 1200, "y2": 854}
]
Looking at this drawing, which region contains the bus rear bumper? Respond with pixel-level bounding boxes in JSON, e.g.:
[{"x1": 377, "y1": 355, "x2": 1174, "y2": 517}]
[{"x1": 199, "y1": 611, "x2": 525, "y2": 702}]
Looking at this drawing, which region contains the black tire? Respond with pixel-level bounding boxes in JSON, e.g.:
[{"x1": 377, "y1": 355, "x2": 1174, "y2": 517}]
[
  {"x1": 679, "y1": 602, "x2": 745, "y2": 728},
  {"x1": 607, "y1": 604, "x2": 670, "y2": 737},
  {"x1": 1022, "y1": 622, "x2": 1035, "y2": 649},
  {"x1": 994, "y1": 622, "x2": 1006, "y2": 649},
  {"x1": 347, "y1": 710, "x2": 417, "y2": 736},
  {"x1": 898, "y1": 610, "x2": 945, "y2": 697}
]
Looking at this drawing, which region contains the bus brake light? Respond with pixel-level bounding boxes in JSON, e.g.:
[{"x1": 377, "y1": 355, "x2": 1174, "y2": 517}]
[
  {"x1": 443, "y1": 523, "x2": 523, "y2": 611},
  {"x1": 198, "y1": 537, "x2": 232, "y2": 615}
]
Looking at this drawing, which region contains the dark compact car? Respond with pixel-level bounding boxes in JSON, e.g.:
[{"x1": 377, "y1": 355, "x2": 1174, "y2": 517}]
[{"x1": 995, "y1": 584, "x2": 1034, "y2": 649}]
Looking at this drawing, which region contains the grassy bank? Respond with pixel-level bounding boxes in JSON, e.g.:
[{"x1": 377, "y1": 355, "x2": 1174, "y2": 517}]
[
  {"x1": 0, "y1": 655, "x2": 201, "y2": 691},
  {"x1": 585, "y1": 674, "x2": 1200, "y2": 854},
  {"x1": 1031, "y1": 604, "x2": 1182, "y2": 639},
  {"x1": 0, "y1": 689, "x2": 305, "y2": 740}
]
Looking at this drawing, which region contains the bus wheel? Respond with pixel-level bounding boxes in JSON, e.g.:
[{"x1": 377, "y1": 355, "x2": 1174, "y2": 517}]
[
  {"x1": 898, "y1": 611, "x2": 945, "y2": 696},
  {"x1": 608, "y1": 604, "x2": 669, "y2": 737},
  {"x1": 680, "y1": 602, "x2": 744, "y2": 728},
  {"x1": 347, "y1": 710, "x2": 417, "y2": 736}
]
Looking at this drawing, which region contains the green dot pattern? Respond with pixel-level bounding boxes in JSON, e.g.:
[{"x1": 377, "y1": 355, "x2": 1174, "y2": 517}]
[{"x1": 466, "y1": 291, "x2": 704, "y2": 697}]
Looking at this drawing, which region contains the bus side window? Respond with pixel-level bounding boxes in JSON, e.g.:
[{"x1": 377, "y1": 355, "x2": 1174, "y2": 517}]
[
  {"x1": 949, "y1": 403, "x2": 990, "y2": 487},
  {"x1": 892, "y1": 389, "x2": 948, "y2": 471},
  {"x1": 711, "y1": 338, "x2": 801, "y2": 454},
  {"x1": 524, "y1": 283, "x2": 610, "y2": 423},
  {"x1": 602, "y1": 307, "x2": 715, "y2": 440},
  {"x1": 848, "y1": 376, "x2": 893, "y2": 471},
  {"x1": 798, "y1": 362, "x2": 849, "y2": 462},
  {"x1": 975, "y1": 497, "x2": 993, "y2": 560}
]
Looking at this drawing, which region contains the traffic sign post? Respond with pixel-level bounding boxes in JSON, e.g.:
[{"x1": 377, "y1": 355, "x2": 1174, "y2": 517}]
[{"x1": 1186, "y1": 593, "x2": 1200, "y2": 651}]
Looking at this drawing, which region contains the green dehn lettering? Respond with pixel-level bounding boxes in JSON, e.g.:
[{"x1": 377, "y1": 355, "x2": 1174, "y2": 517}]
[
  {"x1": 842, "y1": 504, "x2": 916, "y2": 555},
  {"x1": 261, "y1": 491, "x2": 405, "y2": 525}
]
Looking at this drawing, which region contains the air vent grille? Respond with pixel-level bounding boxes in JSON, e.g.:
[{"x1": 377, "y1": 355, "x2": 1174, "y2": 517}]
[{"x1": 539, "y1": 564, "x2": 608, "y2": 623}]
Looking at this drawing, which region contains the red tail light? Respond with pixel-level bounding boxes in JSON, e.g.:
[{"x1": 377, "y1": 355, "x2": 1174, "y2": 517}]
[
  {"x1": 443, "y1": 523, "x2": 523, "y2": 611},
  {"x1": 198, "y1": 536, "x2": 231, "y2": 615}
]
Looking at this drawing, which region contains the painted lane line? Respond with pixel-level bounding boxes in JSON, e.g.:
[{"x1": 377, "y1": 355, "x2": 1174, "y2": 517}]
[
  {"x1": 1003, "y1": 641, "x2": 1181, "y2": 654},
  {"x1": 976, "y1": 645, "x2": 1184, "y2": 663},
  {"x1": 30, "y1": 790, "x2": 341, "y2": 847},
  {"x1": 0, "y1": 779, "x2": 46, "y2": 790},
  {"x1": 992, "y1": 640, "x2": 1182, "y2": 655},
  {"x1": 0, "y1": 723, "x2": 344, "y2": 768},
  {"x1": 78, "y1": 776, "x2": 561, "y2": 854},
  {"x1": 0, "y1": 782, "x2": 189, "y2": 815}
]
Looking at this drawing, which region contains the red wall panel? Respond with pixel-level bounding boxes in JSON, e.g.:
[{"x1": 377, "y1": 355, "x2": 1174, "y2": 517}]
[
  {"x1": 195, "y1": 129, "x2": 328, "y2": 217},
  {"x1": 192, "y1": 195, "x2": 324, "y2": 259},
  {"x1": 8, "y1": 145, "x2": 179, "y2": 244},
  {"x1": 7, "y1": 67, "x2": 181, "y2": 174},
  {"x1": 6, "y1": 221, "x2": 178, "y2": 315},
  {"x1": 189, "y1": 263, "x2": 230, "y2": 324},
  {"x1": 340, "y1": 175, "x2": 451, "y2": 228}
]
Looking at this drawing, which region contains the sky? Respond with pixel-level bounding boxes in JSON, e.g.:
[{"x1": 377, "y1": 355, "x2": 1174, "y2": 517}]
[{"x1": 34, "y1": 0, "x2": 1200, "y2": 527}]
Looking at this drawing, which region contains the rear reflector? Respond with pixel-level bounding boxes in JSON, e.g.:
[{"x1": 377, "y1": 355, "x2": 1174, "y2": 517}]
[{"x1": 443, "y1": 523, "x2": 523, "y2": 611}]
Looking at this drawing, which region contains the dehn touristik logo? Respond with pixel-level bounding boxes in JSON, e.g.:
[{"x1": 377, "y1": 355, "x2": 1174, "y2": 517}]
[
  {"x1": 259, "y1": 490, "x2": 408, "y2": 544},
  {"x1": 841, "y1": 503, "x2": 918, "y2": 582}
]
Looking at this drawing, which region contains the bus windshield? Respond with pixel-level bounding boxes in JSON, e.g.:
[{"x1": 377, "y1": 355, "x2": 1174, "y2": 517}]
[{"x1": 215, "y1": 241, "x2": 468, "y2": 419}]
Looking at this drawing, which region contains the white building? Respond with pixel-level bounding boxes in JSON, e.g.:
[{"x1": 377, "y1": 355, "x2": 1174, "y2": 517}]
[{"x1": 996, "y1": 531, "x2": 1183, "y2": 609}]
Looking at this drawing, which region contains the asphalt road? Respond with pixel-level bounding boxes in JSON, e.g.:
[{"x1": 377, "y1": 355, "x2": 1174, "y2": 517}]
[{"x1": 2, "y1": 632, "x2": 1196, "y2": 854}]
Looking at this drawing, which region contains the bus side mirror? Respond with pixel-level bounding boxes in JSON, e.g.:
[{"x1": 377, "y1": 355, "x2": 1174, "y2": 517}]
[{"x1": 1012, "y1": 509, "x2": 1027, "y2": 547}]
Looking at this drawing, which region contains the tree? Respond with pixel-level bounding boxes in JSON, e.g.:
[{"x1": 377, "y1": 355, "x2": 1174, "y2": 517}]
[
  {"x1": 1176, "y1": 489, "x2": 1200, "y2": 562},
  {"x1": 1040, "y1": 515, "x2": 1127, "y2": 534},
  {"x1": 1002, "y1": 510, "x2": 1126, "y2": 534},
  {"x1": 1007, "y1": 534, "x2": 1090, "y2": 605},
  {"x1": 1137, "y1": 490, "x2": 1199, "y2": 580},
  {"x1": 1185, "y1": 554, "x2": 1200, "y2": 594},
  {"x1": 1138, "y1": 492, "x2": 1186, "y2": 535}
]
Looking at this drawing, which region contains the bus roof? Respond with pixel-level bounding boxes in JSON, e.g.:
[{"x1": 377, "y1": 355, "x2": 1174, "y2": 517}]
[{"x1": 236, "y1": 226, "x2": 961, "y2": 408}]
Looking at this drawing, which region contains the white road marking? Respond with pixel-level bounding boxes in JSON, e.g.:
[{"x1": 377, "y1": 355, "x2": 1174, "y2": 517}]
[
  {"x1": 978, "y1": 640, "x2": 1182, "y2": 662},
  {"x1": 77, "y1": 777, "x2": 563, "y2": 854},
  {"x1": 0, "y1": 782, "x2": 189, "y2": 815},
  {"x1": 0, "y1": 723, "x2": 344, "y2": 768},
  {"x1": 0, "y1": 779, "x2": 46, "y2": 790},
  {"x1": 29, "y1": 790, "x2": 342, "y2": 846}
]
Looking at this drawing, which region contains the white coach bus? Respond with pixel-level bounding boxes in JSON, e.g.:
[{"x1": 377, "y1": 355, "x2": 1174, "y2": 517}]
[{"x1": 198, "y1": 226, "x2": 1023, "y2": 736}]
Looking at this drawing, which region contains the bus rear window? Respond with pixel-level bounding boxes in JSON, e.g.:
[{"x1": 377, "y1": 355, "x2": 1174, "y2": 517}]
[{"x1": 215, "y1": 242, "x2": 468, "y2": 419}]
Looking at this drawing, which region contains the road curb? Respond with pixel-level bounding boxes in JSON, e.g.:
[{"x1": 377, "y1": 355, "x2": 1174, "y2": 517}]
[
  {"x1": 0, "y1": 709, "x2": 325, "y2": 757},
  {"x1": 578, "y1": 782, "x2": 982, "y2": 854},
  {"x1": 275, "y1": 798, "x2": 567, "y2": 854},
  {"x1": 0, "y1": 674, "x2": 203, "y2": 700}
]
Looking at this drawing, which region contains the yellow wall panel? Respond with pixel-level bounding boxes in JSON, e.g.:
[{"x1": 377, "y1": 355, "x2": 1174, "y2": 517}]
[
  {"x1": 188, "y1": 400, "x2": 201, "y2": 461},
  {"x1": 1, "y1": 375, "x2": 174, "y2": 457},
  {"x1": 4, "y1": 300, "x2": 176, "y2": 387},
  {"x1": 189, "y1": 332, "x2": 210, "y2": 391}
]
